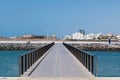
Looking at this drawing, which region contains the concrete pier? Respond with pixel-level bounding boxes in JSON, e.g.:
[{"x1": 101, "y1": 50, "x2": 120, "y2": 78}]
[{"x1": 29, "y1": 43, "x2": 93, "y2": 77}]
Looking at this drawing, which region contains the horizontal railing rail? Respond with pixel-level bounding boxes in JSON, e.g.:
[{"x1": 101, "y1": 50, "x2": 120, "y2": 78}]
[
  {"x1": 63, "y1": 43, "x2": 97, "y2": 76},
  {"x1": 19, "y1": 42, "x2": 54, "y2": 76}
]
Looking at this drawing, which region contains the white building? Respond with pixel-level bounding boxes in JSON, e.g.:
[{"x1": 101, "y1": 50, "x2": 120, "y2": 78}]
[
  {"x1": 96, "y1": 32, "x2": 102, "y2": 39},
  {"x1": 22, "y1": 34, "x2": 33, "y2": 38},
  {"x1": 64, "y1": 35, "x2": 71, "y2": 40},
  {"x1": 64, "y1": 32, "x2": 85, "y2": 40},
  {"x1": 116, "y1": 34, "x2": 120, "y2": 40},
  {"x1": 85, "y1": 33, "x2": 96, "y2": 40},
  {"x1": 64, "y1": 32, "x2": 104, "y2": 40},
  {"x1": 71, "y1": 32, "x2": 85, "y2": 40},
  {"x1": 64, "y1": 31, "x2": 120, "y2": 40}
]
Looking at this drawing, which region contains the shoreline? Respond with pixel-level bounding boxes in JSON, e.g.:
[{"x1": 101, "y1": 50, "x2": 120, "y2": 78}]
[
  {"x1": 69, "y1": 43, "x2": 120, "y2": 52},
  {"x1": 0, "y1": 43, "x2": 48, "y2": 50},
  {"x1": 0, "y1": 40, "x2": 120, "y2": 51}
]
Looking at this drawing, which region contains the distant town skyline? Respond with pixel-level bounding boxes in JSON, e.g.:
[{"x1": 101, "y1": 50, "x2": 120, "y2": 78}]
[
  {"x1": 0, "y1": 0, "x2": 120, "y2": 38},
  {"x1": 64, "y1": 31, "x2": 120, "y2": 40}
]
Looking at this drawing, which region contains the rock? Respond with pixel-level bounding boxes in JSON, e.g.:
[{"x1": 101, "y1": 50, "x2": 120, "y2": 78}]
[
  {"x1": 0, "y1": 43, "x2": 47, "y2": 50},
  {"x1": 70, "y1": 43, "x2": 120, "y2": 52}
]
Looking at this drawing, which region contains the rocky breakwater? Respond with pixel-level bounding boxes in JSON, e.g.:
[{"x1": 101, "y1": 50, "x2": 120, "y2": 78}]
[
  {"x1": 70, "y1": 43, "x2": 120, "y2": 52},
  {"x1": 0, "y1": 43, "x2": 48, "y2": 50}
]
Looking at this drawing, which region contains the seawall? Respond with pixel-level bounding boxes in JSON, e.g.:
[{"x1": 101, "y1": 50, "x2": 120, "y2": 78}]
[
  {"x1": 0, "y1": 43, "x2": 48, "y2": 50},
  {"x1": 70, "y1": 43, "x2": 120, "y2": 52},
  {"x1": 0, "y1": 41, "x2": 54, "y2": 50}
]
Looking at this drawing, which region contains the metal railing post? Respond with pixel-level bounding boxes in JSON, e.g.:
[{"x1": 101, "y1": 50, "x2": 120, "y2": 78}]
[
  {"x1": 63, "y1": 43, "x2": 97, "y2": 76},
  {"x1": 19, "y1": 42, "x2": 54, "y2": 76}
]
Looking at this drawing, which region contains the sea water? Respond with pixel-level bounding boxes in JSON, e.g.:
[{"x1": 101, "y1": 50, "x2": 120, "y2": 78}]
[
  {"x1": 0, "y1": 50, "x2": 28, "y2": 77},
  {"x1": 0, "y1": 50, "x2": 120, "y2": 77},
  {"x1": 88, "y1": 51, "x2": 120, "y2": 77}
]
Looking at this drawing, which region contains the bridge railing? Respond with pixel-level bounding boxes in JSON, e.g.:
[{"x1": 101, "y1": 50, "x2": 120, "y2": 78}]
[
  {"x1": 63, "y1": 43, "x2": 97, "y2": 76},
  {"x1": 19, "y1": 42, "x2": 54, "y2": 76}
]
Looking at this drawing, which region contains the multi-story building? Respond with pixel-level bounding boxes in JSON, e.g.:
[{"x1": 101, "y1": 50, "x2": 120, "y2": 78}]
[{"x1": 79, "y1": 29, "x2": 85, "y2": 35}]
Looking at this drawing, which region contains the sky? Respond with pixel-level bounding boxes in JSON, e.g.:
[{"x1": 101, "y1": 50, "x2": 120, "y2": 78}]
[{"x1": 0, "y1": 0, "x2": 120, "y2": 38}]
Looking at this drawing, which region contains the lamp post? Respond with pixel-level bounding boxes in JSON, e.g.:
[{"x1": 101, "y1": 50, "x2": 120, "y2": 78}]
[{"x1": 46, "y1": 28, "x2": 48, "y2": 41}]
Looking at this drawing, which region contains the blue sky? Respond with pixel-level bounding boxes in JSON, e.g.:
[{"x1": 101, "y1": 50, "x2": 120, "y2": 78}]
[{"x1": 0, "y1": 0, "x2": 120, "y2": 38}]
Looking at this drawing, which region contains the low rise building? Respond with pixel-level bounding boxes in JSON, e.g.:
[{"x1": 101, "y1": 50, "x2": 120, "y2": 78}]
[{"x1": 64, "y1": 31, "x2": 119, "y2": 41}]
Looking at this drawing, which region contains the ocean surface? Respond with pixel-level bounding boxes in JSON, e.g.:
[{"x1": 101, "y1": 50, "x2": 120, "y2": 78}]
[
  {"x1": 88, "y1": 51, "x2": 120, "y2": 77},
  {"x1": 0, "y1": 50, "x2": 120, "y2": 77},
  {"x1": 0, "y1": 50, "x2": 28, "y2": 77}
]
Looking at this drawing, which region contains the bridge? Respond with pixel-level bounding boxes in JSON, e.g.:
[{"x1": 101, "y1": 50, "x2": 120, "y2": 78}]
[
  {"x1": 19, "y1": 42, "x2": 96, "y2": 79},
  {"x1": 0, "y1": 42, "x2": 119, "y2": 80},
  {"x1": 30, "y1": 43, "x2": 93, "y2": 77}
]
